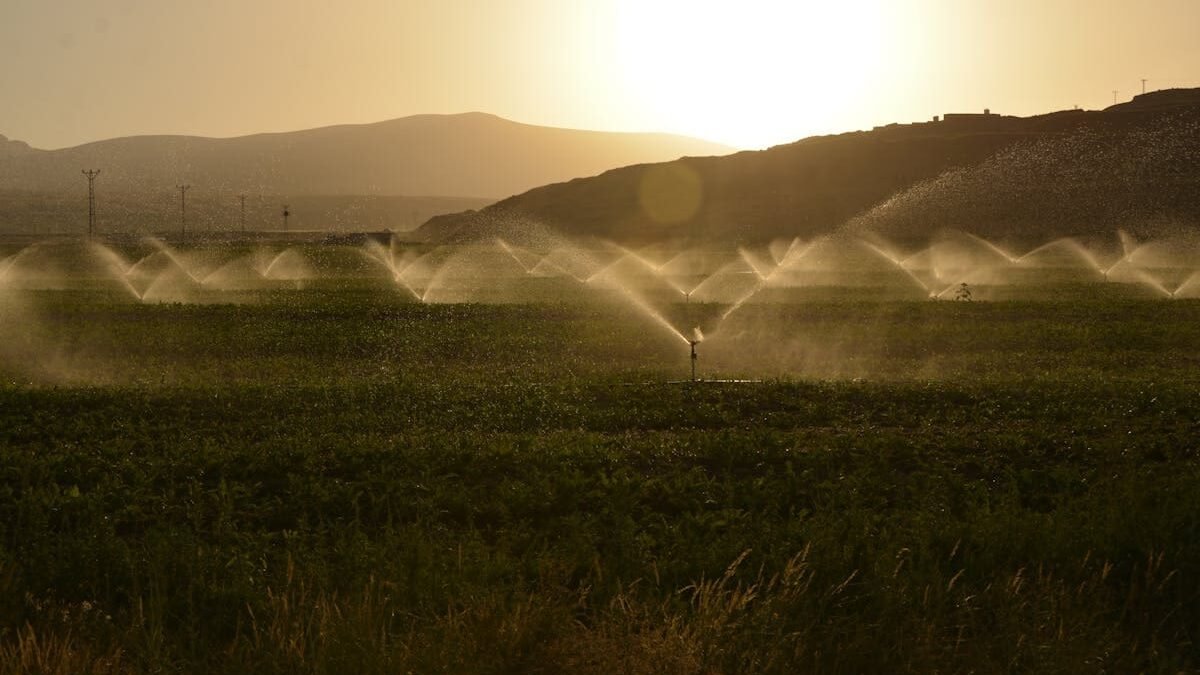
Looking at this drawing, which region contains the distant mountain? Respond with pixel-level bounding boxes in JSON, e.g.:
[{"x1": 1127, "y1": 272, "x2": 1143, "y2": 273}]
[
  {"x1": 0, "y1": 135, "x2": 34, "y2": 159},
  {"x1": 0, "y1": 114, "x2": 730, "y2": 234},
  {"x1": 420, "y1": 89, "x2": 1200, "y2": 245}
]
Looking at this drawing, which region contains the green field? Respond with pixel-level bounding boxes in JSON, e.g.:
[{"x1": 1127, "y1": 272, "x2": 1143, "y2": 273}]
[{"x1": 1, "y1": 281, "x2": 1199, "y2": 672}]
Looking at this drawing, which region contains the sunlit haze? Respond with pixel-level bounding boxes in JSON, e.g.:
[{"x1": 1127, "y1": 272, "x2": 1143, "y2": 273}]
[{"x1": 2, "y1": 0, "x2": 1200, "y2": 149}]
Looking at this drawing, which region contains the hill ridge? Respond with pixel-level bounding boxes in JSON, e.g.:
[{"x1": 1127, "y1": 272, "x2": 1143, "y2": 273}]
[
  {"x1": 419, "y1": 89, "x2": 1200, "y2": 245},
  {"x1": 0, "y1": 113, "x2": 730, "y2": 199}
]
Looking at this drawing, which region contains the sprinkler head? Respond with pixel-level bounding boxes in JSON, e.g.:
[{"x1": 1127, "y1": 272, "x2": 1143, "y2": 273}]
[{"x1": 688, "y1": 339, "x2": 698, "y2": 383}]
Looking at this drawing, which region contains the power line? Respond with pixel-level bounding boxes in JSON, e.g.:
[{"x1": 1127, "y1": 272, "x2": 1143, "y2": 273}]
[
  {"x1": 177, "y1": 184, "x2": 191, "y2": 238},
  {"x1": 82, "y1": 169, "x2": 100, "y2": 237}
]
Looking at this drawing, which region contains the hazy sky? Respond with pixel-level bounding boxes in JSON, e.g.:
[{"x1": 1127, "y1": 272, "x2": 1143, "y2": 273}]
[{"x1": 2, "y1": 0, "x2": 1198, "y2": 150}]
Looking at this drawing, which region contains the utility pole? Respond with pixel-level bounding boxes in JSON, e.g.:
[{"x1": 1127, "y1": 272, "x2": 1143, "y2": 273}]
[
  {"x1": 1141, "y1": 78, "x2": 1148, "y2": 95},
  {"x1": 82, "y1": 169, "x2": 100, "y2": 237},
  {"x1": 1112, "y1": 90, "x2": 1119, "y2": 105},
  {"x1": 177, "y1": 184, "x2": 191, "y2": 238},
  {"x1": 282, "y1": 204, "x2": 290, "y2": 232},
  {"x1": 238, "y1": 194, "x2": 246, "y2": 233}
]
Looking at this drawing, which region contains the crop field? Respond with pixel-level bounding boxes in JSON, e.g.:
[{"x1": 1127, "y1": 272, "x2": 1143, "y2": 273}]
[{"x1": 1, "y1": 240, "x2": 1199, "y2": 673}]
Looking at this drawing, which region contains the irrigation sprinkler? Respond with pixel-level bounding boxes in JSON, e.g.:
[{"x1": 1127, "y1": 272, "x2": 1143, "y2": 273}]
[
  {"x1": 688, "y1": 327, "x2": 704, "y2": 382},
  {"x1": 689, "y1": 339, "x2": 698, "y2": 382}
]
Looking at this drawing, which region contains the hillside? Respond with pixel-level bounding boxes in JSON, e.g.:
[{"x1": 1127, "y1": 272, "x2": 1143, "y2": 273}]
[
  {"x1": 0, "y1": 114, "x2": 730, "y2": 234},
  {"x1": 419, "y1": 90, "x2": 1200, "y2": 245}
]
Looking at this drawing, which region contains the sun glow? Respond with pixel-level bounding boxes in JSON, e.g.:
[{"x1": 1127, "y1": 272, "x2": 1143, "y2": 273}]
[{"x1": 614, "y1": 0, "x2": 891, "y2": 149}]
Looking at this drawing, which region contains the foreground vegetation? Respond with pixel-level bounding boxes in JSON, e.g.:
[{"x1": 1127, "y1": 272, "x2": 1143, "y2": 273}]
[{"x1": 1, "y1": 291, "x2": 1198, "y2": 673}]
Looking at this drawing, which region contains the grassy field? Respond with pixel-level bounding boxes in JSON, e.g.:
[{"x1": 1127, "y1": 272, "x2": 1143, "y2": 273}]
[{"x1": 1, "y1": 288, "x2": 1199, "y2": 673}]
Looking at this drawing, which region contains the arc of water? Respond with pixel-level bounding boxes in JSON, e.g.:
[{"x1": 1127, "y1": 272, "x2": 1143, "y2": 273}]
[
  {"x1": 1131, "y1": 268, "x2": 1173, "y2": 298},
  {"x1": 686, "y1": 258, "x2": 761, "y2": 303},
  {"x1": 362, "y1": 240, "x2": 396, "y2": 275},
  {"x1": 416, "y1": 248, "x2": 459, "y2": 304},
  {"x1": 610, "y1": 245, "x2": 692, "y2": 298},
  {"x1": 395, "y1": 278, "x2": 424, "y2": 301},
  {"x1": 0, "y1": 245, "x2": 43, "y2": 283},
  {"x1": 392, "y1": 251, "x2": 438, "y2": 301},
  {"x1": 1172, "y1": 269, "x2": 1200, "y2": 299},
  {"x1": 363, "y1": 240, "x2": 444, "y2": 301},
  {"x1": 543, "y1": 246, "x2": 608, "y2": 282},
  {"x1": 1013, "y1": 237, "x2": 1106, "y2": 278},
  {"x1": 261, "y1": 248, "x2": 300, "y2": 279},
  {"x1": 774, "y1": 237, "x2": 821, "y2": 271},
  {"x1": 898, "y1": 245, "x2": 937, "y2": 269},
  {"x1": 367, "y1": 238, "x2": 418, "y2": 273},
  {"x1": 144, "y1": 238, "x2": 204, "y2": 285},
  {"x1": 583, "y1": 248, "x2": 683, "y2": 299},
  {"x1": 598, "y1": 276, "x2": 690, "y2": 345},
  {"x1": 527, "y1": 256, "x2": 576, "y2": 280},
  {"x1": 769, "y1": 237, "x2": 804, "y2": 266},
  {"x1": 512, "y1": 242, "x2": 691, "y2": 343},
  {"x1": 584, "y1": 252, "x2": 634, "y2": 284},
  {"x1": 859, "y1": 240, "x2": 935, "y2": 294},
  {"x1": 960, "y1": 232, "x2": 1019, "y2": 264},
  {"x1": 1101, "y1": 242, "x2": 1148, "y2": 278},
  {"x1": 1118, "y1": 229, "x2": 1140, "y2": 260},
  {"x1": 124, "y1": 253, "x2": 171, "y2": 279},
  {"x1": 656, "y1": 250, "x2": 717, "y2": 297},
  {"x1": 737, "y1": 248, "x2": 776, "y2": 281},
  {"x1": 88, "y1": 243, "x2": 145, "y2": 301},
  {"x1": 495, "y1": 239, "x2": 543, "y2": 274},
  {"x1": 718, "y1": 238, "x2": 822, "y2": 322},
  {"x1": 198, "y1": 257, "x2": 252, "y2": 289}
]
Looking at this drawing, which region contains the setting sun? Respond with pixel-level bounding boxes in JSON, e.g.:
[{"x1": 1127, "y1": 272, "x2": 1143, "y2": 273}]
[{"x1": 614, "y1": 0, "x2": 890, "y2": 148}]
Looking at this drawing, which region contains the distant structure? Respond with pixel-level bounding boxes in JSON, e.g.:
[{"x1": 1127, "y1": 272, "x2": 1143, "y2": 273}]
[
  {"x1": 941, "y1": 108, "x2": 995, "y2": 125},
  {"x1": 874, "y1": 108, "x2": 1011, "y2": 133},
  {"x1": 282, "y1": 204, "x2": 290, "y2": 232},
  {"x1": 82, "y1": 169, "x2": 100, "y2": 236},
  {"x1": 177, "y1": 184, "x2": 191, "y2": 237}
]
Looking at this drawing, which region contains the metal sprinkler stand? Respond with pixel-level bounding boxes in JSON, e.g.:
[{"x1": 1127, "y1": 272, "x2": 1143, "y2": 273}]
[{"x1": 689, "y1": 340, "x2": 699, "y2": 382}]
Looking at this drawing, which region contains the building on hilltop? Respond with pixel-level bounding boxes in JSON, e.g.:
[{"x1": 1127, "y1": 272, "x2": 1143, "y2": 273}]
[
  {"x1": 942, "y1": 108, "x2": 994, "y2": 123},
  {"x1": 873, "y1": 109, "x2": 1013, "y2": 134},
  {"x1": 937, "y1": 108, "x2": 1022, "y2": 131}
]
